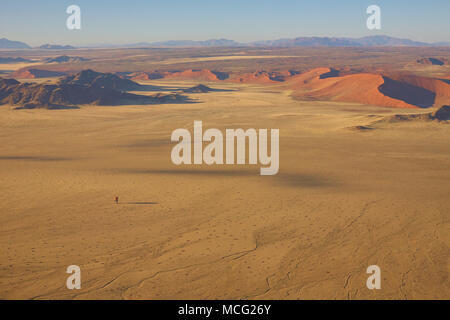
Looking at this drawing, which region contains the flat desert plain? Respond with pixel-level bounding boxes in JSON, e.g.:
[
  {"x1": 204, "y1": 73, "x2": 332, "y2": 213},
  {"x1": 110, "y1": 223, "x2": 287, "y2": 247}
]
[{"x1": 0, "y1": 77, "x2": 448, "y2": 300}]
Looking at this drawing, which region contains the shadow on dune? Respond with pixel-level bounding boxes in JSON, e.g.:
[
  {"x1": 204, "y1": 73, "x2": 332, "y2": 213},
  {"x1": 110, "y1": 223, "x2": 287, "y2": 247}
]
[
  {"x1": 14, "y1": 104, "x2": 80, "y2": 110},
  {"x1": 433, "y1": 105, "x2": 450, "y2": 121},
  {"x1": 110, "y1": 168, "x2": 339, "y2": 188},
  {"x1": 211, "y1": 71, "x2": 230, "y2": 80},
  {"x1": 112, "y1": 94, "x2": 198, "y2": 106},
  {"x1": 378, "y1": 76, "x2": 436, "y2": 108},
  {"x1": 319, "y1": 68, "x2": 340, "y2": 79},
  {"x1": 135, "y1": 84, "x2": 235, "y2": 93},
  {"x1": 181, "y1": 84, "x2": 235, "y2": 93},
  {"x1": 209, "y1": 88, "x2": 236, "y2": 92},
  {"x1": 132, "y1": 84, "x2": 184, "y2": 92}
]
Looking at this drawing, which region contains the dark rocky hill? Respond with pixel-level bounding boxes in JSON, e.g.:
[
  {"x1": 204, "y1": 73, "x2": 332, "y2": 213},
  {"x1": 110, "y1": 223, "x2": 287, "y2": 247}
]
[
  {"x1": 182, "y1": 84, "x2": 213, "y2": 93},
  {"x1": 0, "y1": 70, "x2": 188, "y2": 109},
  {"x1": 44, "y1": 56, "x2": 90, "y2": 64},
  {"x1": 59, "y1": 69, "x2": 141, "y2": 91}
]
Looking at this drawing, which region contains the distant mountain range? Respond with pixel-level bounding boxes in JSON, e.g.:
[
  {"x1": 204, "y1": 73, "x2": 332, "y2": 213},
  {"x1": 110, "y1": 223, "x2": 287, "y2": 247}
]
[
  {"x1": 39, "y1": 44, "x2": 76, "y2": 50},
  {"x1": 0, "y1": 57, "x2": 32, "y2": 63},
  {"x1": 131, "y1": 39, "x2": 242, "y2": 48},
  {"x1": 0, "y1": 39, "x2": 75, "y2": 50},
  {"x1": 1, "y1": 36, "x2": 450, "y2": 49},
  {"x1": 0, "y1": 38, "x2": 31, "y2": 49},
  {"x1": 432, "y1": 41, "x2": 450, "y2": 46},
  {"x1": 99, "y1": 35, "x2": 450, "y2": 48},
  {"x1": 44, "y1": 55, "x2": 90, "y2": 63},
  {"x1": 252, "y1": 35, "x2": 432, "y2": 47}
]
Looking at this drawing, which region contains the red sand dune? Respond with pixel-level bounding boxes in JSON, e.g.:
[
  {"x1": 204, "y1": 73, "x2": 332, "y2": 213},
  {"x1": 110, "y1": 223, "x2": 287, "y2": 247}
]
[
  {"x1": 163, "y1": 69, "x2": 222, "y2": 81},
  {"x1": 114, "y1": 70, "x2": 224, "y2": 82},
  {"x1": 128, "y1": 71, "x2": 165, "y2": 80},
  {"x1": 128, "y1": 72, "x2": 150, "y2": 80},
  {"x1": 228, "y1": 71, "x2": 275, "y2": 84},
  {"x1": 127, "y1": 66, "x2": 448, "y2": 108},
  {"x1": 386, "y1": 74, "x2": 450, "y2": 97},
  {"x1": 416, "y1": 57, "x2": 448, "y2": 66},
  {"x1": 12, "y1": 68, "x2": 66, "y2": 79},
  {"x1": 127, "y1": 69, "x2": 299, "y2": 83},
  {"x1": 128, "y1": 69, "x2": 232, "y2": 81},
  {"x1": 23, "y1": 65, "x2": 441, "y2": 109},
  {"x1": 227, "y1": 70, "x2": 298, "y2": 84},
  {"x1": 288, "y1": 68, "x2": 448, "y2": 108},
  {"x1": 287, "y1": 67, "x2": 334, "y2": 89},
  {"x1": 131, "y1": 69, "x2": 298, "y2": 83}
]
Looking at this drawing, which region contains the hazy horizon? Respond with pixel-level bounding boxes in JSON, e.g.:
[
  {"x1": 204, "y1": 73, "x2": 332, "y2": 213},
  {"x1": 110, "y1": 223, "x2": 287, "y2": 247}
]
[{"x1": 1, "y1": 0, "x2": 449, "y2": 46}]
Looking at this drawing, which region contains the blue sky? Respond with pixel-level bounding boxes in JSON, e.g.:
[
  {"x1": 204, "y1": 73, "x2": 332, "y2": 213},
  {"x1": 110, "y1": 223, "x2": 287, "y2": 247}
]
[{"x1": 1, "y1": 0, "x2": 449, "y2": 46}]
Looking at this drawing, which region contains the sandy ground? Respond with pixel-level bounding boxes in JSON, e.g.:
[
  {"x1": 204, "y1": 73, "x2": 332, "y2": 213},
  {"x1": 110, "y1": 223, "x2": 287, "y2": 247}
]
[
  {"x1": 0, "y1": 61, "x2": 42, "y2": 72},
  {"x1": 153, "y1": 55, "x2": 303, "y2": 65},
  {"x1": 96, "y1": 55, "x2": 303, "y2": 65},
  {"x1": 0, "y1": 80, "x2": 449, "y2": 299}
]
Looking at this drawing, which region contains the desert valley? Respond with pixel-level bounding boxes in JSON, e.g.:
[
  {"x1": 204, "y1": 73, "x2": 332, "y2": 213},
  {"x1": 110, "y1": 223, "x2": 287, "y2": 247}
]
[{"x1": 0, "y1": 44, "x2": 449, "y2": 299}]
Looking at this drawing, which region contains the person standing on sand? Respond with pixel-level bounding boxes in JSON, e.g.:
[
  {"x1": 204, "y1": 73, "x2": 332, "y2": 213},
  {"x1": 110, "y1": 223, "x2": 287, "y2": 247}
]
[{"x1": 115, "y1": 196, "x2": 119, "y2": 204}]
